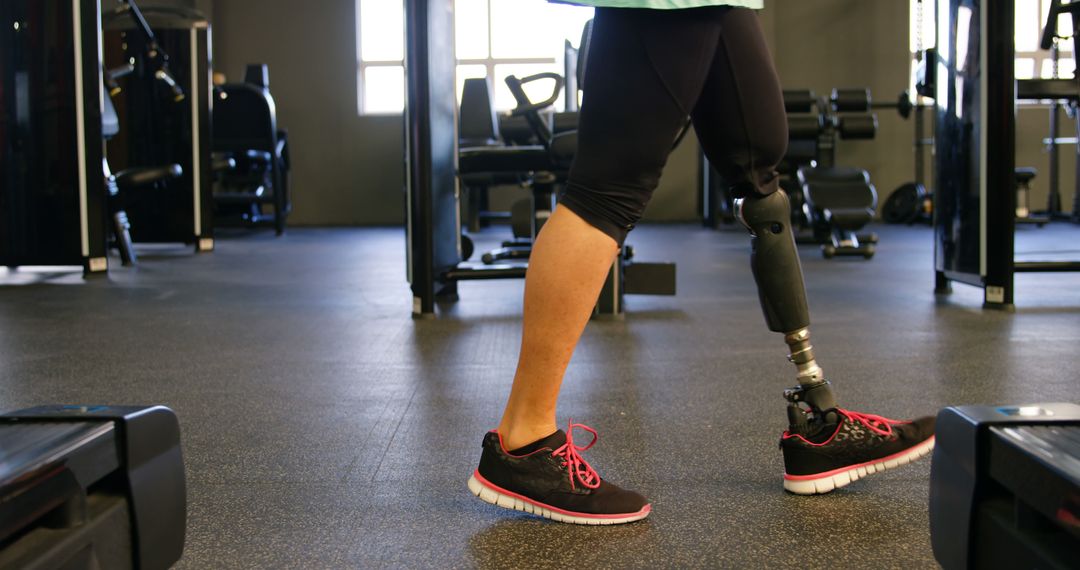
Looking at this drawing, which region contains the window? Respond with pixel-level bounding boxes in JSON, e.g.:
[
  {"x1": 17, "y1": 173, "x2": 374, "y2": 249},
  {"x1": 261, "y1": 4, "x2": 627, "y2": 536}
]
[
  {"x1": 1015, "y1": 0, "x2": 1075, "y2": 79},
  {"x1": 909, "y1": 0, "x2": 1074, "y2": 86},
  {"x1": 357, "y1": 0, "x2": 405, "y2": 114},
  {"x1": 356, "y1": 0, "x2": 593, "y2": 115}
]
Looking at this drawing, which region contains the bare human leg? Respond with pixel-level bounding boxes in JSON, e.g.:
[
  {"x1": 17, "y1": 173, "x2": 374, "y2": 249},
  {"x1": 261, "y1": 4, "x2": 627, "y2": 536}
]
[{"x1": 496, "y1": 205, "x2": 618, "y2": 451}]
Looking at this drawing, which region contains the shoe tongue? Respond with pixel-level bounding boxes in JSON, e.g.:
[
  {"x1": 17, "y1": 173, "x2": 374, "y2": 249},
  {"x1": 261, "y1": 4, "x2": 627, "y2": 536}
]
[{"x1": 509, "y1": 429, "x2": 566, "y2": 455}]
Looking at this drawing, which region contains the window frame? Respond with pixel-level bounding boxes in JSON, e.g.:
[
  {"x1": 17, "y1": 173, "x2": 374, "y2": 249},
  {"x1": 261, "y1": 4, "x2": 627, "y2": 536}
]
[
  {"x1": 356, "y1": 0, "x2": 582, "y2": 116},
  {"x1": 355, "y1": 0, "x2": 406, "y2": 116},
  {"x1": 910, "y1": 0, "x2": 1074, "y2": 93}
]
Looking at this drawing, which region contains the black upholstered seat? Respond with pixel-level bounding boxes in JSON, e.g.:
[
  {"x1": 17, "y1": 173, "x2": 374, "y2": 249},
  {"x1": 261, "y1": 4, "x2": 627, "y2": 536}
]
[
  {"x1": 797, "y1": 166, "x2": 878, "y2": 258},
  {"x1": 458, "y1": 145, "x2": 551, "y2": 174},
  {"x1": 1014, "y1": 167, "x2": 1037, "y2": 185}
]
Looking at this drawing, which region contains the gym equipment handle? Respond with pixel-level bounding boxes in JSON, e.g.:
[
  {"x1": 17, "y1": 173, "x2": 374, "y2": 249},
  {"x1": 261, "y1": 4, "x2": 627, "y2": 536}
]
[
  {"x1": 155, "y1": 68, "x2": 186, "y2": 102},
  {"x1": 105, "y1": 64, "x2": 135, "y2": 96},
  {"x1": 505, "y1": 73, "x2": 565, "y2": 116}
]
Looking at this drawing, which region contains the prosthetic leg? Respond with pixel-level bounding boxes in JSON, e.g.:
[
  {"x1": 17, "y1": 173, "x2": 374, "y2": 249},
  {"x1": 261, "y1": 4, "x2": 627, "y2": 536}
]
[{"x1": 736, "y1": 190, "x2": 838, "y2": 432}]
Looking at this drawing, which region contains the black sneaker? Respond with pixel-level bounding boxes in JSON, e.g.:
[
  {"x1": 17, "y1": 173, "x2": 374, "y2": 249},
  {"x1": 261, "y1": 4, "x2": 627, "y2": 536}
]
[
  {"x1": 780, "y1": 407, "x2": 936, "y2": 495},
  {"x1": 467, "y1": 421, "x2": 651, "y2": 525}
]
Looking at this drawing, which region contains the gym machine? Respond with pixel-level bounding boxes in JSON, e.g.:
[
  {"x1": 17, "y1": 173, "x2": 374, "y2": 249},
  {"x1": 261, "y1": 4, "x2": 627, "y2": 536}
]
[
  {"x1": 102, "y1": 2, "x2": 215, "y2": 253},
  {"x1": 0, "y1": 405, "x2": 186, "y2": 569},
  {"x1": 929, "y1": 403, "x2": 1080, "y2": 569},
  {"x1": 406, "y1": 2, "x2": 675, "y2": 317},
  {"x1": 457, "y1": 76, "x2": 562, "y2": 265},
  {"x1": 1033, "y1": 0, "x2": 1080, "y2": 224},
  {"x1": 933, "y1": 0, "x2": 1080, "y2": 308},
  {"x1": 102, "y1": 63, "x2": 184, "y2": 267},
  {"x1": 458, "y1": 22, "x2": 589, "y2": 241},
  {"x1": 213, "y1": 63, "x2": 292, "y2": 235},
  {"x1": 1006, "y1": 0, "x2": 1080, "y2": 229},
  {"x1": 1, "y1": 0, "x2": 111, "y2": 273}
]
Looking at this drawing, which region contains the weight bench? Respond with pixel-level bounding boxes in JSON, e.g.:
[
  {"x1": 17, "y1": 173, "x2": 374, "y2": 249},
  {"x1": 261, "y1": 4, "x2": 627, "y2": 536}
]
[
  {"x1": 0, "y1": 405, "x2": 186, "y2": 569},
  {"x1": 797, "y1": 166, "x2": 878, "y2": 259}
]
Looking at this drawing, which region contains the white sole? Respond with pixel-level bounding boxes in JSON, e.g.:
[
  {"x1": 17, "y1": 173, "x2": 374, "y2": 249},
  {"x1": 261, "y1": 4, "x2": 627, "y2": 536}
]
[
  {"x1": 783, "y1": 436, "x2": 936, "y2": 495},
  {"x1": 467, "y1": 474, "x2": 651, "y2": 525}
]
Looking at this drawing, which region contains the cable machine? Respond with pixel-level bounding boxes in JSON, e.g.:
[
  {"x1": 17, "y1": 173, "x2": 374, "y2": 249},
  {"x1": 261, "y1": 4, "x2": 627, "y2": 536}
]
[
  {"x1": 1, "y1": 0, "x2": 110, "y2": 273},
  {"x1": 933, "y1": 0, "x2": 1080, "y2": 308}
]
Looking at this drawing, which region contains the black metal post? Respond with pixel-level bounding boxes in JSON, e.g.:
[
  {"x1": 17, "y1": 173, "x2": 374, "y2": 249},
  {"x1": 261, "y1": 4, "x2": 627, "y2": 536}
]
[
  {"x1": 404, "y1": 0, "x2": 460, "y2": 317},
  {"x1": 983, "y1": 1, "x2": 1016, "y2": 308}
]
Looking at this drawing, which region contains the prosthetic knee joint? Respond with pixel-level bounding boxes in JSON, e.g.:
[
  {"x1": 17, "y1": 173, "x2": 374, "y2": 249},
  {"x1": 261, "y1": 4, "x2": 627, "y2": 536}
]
[{"x1": 736, "y1": 191, "x2": 836, "y2": 423}]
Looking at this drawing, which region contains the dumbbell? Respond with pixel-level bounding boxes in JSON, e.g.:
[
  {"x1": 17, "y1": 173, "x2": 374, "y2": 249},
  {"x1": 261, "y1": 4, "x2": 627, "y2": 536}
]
[{"x1": 831, "y1": 88, "x2": 915, "y2": 119}]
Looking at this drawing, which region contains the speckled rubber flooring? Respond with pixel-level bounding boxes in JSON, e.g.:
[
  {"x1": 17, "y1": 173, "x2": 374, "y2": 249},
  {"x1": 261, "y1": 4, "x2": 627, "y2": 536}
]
[{"x1": 0, "y1": 223, "x2": 1077, "y2": 568}]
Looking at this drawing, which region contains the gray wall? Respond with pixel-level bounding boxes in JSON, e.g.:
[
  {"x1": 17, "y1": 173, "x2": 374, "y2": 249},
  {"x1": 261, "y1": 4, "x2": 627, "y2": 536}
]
[
  {"x1": 766, "y1": 1, "x2": 914, "y2": 210},
  {"x1": 198, "y1": 0, "x2": 1073, "y2": 226},
  {"x1": 210, "y1": 0, "x2": 404, "y2": 226}
]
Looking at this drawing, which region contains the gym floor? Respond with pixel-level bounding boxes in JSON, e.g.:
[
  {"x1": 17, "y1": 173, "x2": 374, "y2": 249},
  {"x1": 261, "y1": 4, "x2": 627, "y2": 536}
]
[{"x1": 0, "y1": 223, "x2": 1076, "y2": 568}]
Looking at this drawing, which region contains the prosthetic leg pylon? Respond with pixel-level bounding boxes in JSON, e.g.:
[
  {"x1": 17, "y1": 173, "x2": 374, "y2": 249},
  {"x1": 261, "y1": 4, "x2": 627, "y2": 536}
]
[{"x1": 736, "y1": 190, "x2": 837, "y2": 429}]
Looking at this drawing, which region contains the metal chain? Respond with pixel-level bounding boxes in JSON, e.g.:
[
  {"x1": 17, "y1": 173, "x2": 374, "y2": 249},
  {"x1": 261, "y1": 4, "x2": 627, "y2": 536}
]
[
  {"x1": 916, "y1": 0, "x2": 924, "y2": 56},
  {"x1": 1052, "y1": 2, "x2": 1066, "y2": 79}
]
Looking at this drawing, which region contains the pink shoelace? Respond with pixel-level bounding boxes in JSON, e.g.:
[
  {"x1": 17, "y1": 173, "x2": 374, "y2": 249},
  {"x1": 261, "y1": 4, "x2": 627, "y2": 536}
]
[
  {"x1": 837, "y1": 408, "x2": 896, "y2": 437},
  {"x1": 551, "y1": 420, "x2": 601, "y2": 491}
]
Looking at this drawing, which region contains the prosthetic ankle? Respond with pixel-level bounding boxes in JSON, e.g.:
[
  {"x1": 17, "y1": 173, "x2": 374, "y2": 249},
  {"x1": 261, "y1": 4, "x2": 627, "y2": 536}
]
[
  {"x1": 735, "y1": 191, "x2": 837, "y2": 428},
  {"x1": 782, "y1": 328, "x2": 838, "y2": 430}
]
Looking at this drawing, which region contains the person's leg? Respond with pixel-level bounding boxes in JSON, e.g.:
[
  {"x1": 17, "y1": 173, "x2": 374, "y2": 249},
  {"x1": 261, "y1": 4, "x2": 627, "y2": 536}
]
[
  {"x1": 471, "y1": 8, "x2": 723, "y2": 524},
  {"x1": 687, "y1": 8, "x2": 837, "y2": 418},
  {"x1": 690, "y1": 8, "x2": 935, "y2": 495},
  {"x1": 496, "y1": 207, "x2": 618, "y2": 451},
  {"x1": 497, "y1": 8, "x2": 720, "y2": 450}
]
